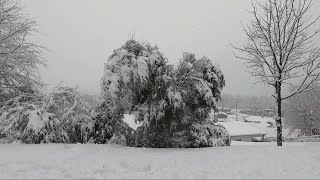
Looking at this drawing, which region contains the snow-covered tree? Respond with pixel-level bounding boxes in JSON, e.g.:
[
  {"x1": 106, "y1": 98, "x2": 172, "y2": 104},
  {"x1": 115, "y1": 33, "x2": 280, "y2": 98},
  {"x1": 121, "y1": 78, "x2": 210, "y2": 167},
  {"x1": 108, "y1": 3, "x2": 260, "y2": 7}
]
[
  {"x1": 174, "y1": 53, "x2": 225, "y2": 121},
  {"x1": 233, "y1": 0, "x2": 320, "y2": 146},
  {"x1": 98, "y1": 40, "x2": 229, "y2": 147},
  {"x1": 167, "y1": 52, "x2": 229, "y2": 147},
  {"x1": 0, "y1": 93, "x2": 43, "y2": 143},
  {"x1": 95, "y1": 40, "x2": 168, "y2": 145},
  {"x1": 134, "y1": 52, "x2": 229, "y2": 148},
  {"x1": 0, "y1": 0, "x2": 45, "y2": 103},
  {"x1": 0, "y1": 85, "x2": 94, "y2": 144},
  {"x1": 42, "y1": 86, "x2": 94, "y2": 143}
]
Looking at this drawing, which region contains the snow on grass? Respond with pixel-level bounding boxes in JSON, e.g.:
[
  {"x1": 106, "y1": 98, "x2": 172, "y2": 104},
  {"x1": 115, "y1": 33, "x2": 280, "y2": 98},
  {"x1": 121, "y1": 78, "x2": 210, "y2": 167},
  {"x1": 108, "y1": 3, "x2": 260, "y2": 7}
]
[
  {"x1": 217, "y1": 121, "x2": 265, "y2": 136},
  {"x1": 218, "y1": 114, "x2": 299, "y2": 139},
  {"x1": 1, "y1": 142, "x2": 320, "y2": 179},
  {"x1": 243, "y1": 115, "x2": 300, "y2": 138}
]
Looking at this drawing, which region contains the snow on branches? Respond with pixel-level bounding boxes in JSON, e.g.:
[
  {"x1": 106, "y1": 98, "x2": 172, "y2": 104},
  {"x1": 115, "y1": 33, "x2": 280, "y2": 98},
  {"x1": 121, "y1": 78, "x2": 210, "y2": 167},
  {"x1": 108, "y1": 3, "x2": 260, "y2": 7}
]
[
  {"x1": 174, "y1": 53, "x2": 225, "y2": 122},
  {"x1": 97, "y1": 40, "x2": 169, "y2": 145},
  {"x1": 102, "y1": 40, "x2": 157, "y2": 100},
  {"x1": 0, "y1": 86, "x2": 94, "y2": 144},
  {"x1": 43, "y1": 86, "x2": 94, "y2": 143},
  {"x1": 97, "y1": 40, "x2": 229, "y2": 148},
  {"x1": 0, "y1": 0, "x2": 45, "y2": 103},
  {"x1": 190, "y1": 121, "x2": 230, "y2": 147},
  {"x1": 100, "y1": 40, "x2": 169, "y2": 121}
]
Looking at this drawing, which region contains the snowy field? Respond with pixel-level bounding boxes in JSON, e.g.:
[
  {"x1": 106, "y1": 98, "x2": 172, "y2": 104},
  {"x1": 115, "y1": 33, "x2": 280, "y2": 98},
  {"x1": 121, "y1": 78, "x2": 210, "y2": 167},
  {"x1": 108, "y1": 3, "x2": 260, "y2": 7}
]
[{"x1": 1, "y1": 142, "x2": 320, "y2": 179}]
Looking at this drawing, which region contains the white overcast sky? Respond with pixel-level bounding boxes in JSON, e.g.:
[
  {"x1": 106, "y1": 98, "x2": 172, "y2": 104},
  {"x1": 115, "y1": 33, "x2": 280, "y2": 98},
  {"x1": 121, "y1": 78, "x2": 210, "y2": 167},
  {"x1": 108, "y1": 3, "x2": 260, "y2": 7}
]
[{"x1": 22, "y1": 0, "x2": 320, "y2": 96}]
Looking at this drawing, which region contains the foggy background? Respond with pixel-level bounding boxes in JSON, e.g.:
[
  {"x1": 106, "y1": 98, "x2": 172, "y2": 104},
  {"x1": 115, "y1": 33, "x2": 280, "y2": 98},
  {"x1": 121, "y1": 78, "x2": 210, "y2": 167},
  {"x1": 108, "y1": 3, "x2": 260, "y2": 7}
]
[{"x1": 21, "y1": 0, "x2": 320, "y2": 96}]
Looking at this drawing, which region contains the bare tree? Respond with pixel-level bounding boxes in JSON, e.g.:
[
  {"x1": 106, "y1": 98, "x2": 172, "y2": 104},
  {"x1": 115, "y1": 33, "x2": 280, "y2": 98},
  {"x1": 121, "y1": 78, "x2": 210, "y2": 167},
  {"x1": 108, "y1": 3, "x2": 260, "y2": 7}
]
[
  {"x1": 233, "y1": 0, "x2": 320, "y2": 146},
  {"x1": 0, "y1": 0, "x2": 45, "y2": 103}
]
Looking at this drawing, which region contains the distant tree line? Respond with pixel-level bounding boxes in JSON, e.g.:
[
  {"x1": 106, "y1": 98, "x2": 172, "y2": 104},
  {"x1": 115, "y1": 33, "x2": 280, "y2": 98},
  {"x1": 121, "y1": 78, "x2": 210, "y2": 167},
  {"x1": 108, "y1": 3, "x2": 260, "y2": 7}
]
[
  {"x1": 284, "y1": 84, "x2": 320, "y2": 136},
  {"x1": 219, "y1": 94, "x2": 275, "y2": 111}
]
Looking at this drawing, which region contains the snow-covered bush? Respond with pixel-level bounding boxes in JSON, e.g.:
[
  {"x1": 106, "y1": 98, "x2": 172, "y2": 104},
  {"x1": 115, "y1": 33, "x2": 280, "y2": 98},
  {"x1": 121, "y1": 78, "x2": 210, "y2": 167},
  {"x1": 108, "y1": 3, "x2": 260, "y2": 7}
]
[
  {"x1": 134, "y1": 121, "x2": 230, "y2": 148},
  {"x1": 108, "y1": 133, "x2": 127, "y2": 146},
  {"x1": 134, "y1": 123, "x2": 177, "y2": 148},
  {"x1": 0, "y1": 93, "x2": 43, "y2": 143},
  {"x1": 92, "y1": 101, "x2": 135, "y2": 145},
  {"x1": 297, "y1": 136, "x2": 320, "y2": 142},
  {"x1": 42, "y1": 86, "x2": 94, "y2": 143},
  {"x1": 0, "y1": 86, "x2": 94, "y2": 144},
  {"x1": 189, "y1": 121, "x2": 230, "y2": 147}
]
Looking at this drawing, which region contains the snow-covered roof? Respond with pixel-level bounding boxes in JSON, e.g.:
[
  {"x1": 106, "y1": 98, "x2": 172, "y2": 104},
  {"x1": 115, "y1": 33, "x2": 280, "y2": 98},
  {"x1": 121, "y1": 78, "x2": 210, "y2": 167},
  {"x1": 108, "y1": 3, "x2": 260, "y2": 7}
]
[
  {"x1": 245, "y1": 116, "x2": 273, "y2": 123},
  {"x1": 217, "y1": 121, "x2": 266, "y2": 136},
  {"x1": 218, "y1": 112, "x2": 228, "y2": 116}
]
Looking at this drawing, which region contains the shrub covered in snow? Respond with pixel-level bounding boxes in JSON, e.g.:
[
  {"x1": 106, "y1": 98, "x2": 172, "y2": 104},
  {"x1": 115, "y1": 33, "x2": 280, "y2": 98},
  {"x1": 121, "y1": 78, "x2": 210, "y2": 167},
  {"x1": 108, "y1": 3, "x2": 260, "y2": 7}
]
[
  {"x1": 91, "y1": 101, "x2": 135, "y2": 145},
  {"x1": 0, "y1": 86, "x2": 94, "y2": 144},
  {"x1": 42, "y1": 86, "x2": 94, "y2": 143},
  {"x1": 108, "y1": 133, "x2": 127, "y2": 146},
  {"x1": 0, "y1": 93, "x2": 43, "y2": 143},
  {"x1": 189, "y1": 121, "x2": 230, "y2": 147},
  {"x1": 134, "y1": 121, "x2": 230, "y2": 148}
]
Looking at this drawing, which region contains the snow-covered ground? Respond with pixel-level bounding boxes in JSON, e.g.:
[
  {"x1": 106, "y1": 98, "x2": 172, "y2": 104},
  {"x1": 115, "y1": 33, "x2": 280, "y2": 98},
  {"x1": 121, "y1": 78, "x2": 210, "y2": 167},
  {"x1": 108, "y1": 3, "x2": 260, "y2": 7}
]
[
  {"x1": 217, "y1": 112, "x2": 300, "y2": 139},
  {"x1": 1, "y1": 142, "x2": 320, "y2": 179}
]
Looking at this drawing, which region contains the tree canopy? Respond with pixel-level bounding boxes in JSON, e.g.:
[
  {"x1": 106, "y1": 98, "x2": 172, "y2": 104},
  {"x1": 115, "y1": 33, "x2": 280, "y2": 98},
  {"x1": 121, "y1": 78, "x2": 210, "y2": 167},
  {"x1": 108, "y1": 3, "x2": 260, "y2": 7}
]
[
  {"x1": 0, "y1": 0, "x2": 45, "y2": 103},
  {"x1": 97, "y1": 40, "x2": 229, "y2": 148}
]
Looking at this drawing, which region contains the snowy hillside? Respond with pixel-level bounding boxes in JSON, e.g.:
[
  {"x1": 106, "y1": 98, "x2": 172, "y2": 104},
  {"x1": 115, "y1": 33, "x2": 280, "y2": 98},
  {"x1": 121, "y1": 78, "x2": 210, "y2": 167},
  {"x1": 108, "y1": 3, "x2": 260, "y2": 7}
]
[{"x1": 1, "y1": 142, "x2": 320, "y2": 179}]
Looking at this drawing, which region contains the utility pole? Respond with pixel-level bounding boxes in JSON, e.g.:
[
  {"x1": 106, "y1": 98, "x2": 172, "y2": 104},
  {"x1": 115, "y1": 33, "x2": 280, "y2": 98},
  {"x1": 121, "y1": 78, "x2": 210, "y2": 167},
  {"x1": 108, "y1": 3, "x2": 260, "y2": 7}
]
[
  {"x1": 300, "y1": 111, "x2": 307, "y2": 136},
  {"x1": 236, "y1": 96, "x2": 238, "y2": 121}
]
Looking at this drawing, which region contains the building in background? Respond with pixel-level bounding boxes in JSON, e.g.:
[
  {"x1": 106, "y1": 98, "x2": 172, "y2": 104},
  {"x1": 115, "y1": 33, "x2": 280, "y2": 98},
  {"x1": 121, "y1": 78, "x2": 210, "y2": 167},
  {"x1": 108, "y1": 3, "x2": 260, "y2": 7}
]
[
  {"x1": 217, "y1": 112, "x2": 228, "y2": 119},
  {"x1": 217, "y1": 121, "x2": 266, "y2": 142}
]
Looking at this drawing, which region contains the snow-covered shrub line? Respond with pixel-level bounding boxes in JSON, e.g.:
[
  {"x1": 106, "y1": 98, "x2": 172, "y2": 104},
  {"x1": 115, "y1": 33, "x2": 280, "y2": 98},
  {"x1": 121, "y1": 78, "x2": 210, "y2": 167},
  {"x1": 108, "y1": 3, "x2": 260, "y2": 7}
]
[{"x1": 0, "y1": 86, "x2": 94, "y2": 144}]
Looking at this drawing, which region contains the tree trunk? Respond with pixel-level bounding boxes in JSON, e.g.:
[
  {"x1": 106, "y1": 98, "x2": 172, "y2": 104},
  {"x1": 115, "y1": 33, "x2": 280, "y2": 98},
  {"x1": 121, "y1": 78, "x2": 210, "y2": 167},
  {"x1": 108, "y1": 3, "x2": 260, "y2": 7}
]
[{"x1": 276, "y1": 83, "x2": 283, "y2": 146}]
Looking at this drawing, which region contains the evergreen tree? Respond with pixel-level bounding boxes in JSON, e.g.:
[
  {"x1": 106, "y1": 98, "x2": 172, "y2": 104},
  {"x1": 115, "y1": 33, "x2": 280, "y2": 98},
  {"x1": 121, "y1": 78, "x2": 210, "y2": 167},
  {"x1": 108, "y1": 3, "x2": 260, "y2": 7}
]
[{"x1": 98, "y1": 40, "x2": 230, "y2": 147}]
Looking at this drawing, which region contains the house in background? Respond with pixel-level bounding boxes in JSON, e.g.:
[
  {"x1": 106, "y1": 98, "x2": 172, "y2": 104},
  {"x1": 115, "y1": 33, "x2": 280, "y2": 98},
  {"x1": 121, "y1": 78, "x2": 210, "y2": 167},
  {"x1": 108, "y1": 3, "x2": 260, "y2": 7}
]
[
  {"x1": 217, "y1": 112, "x2": 228, "y2": 119},
  {"x1": 218, "y1": 107, "x2": 232, "y2": 114},
  {"x1": 262, "y1": 109, "x2": 275, "y2": 117},
  {"x1": 209, "y1": 110, "x2": 228, "y2": 122},
  {"x1": 218, "y1": 121, "x2": 266, "y2": 142}
]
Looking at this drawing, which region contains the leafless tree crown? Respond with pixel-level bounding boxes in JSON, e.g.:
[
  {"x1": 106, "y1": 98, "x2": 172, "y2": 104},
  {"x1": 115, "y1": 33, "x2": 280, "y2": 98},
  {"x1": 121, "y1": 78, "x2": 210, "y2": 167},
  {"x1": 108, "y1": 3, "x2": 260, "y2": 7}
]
[
  {"x1": 0, "y1": 0, "x2": 45, "y2": 101},
  {"x1": 234, "y1": 0, "x2": 320, "y2": 100}
]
